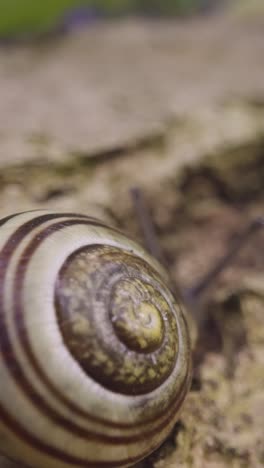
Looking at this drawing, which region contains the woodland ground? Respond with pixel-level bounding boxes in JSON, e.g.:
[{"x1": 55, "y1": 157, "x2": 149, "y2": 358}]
[{"x1": 0, "y1": 6, "x2": 264, "y2": 468}]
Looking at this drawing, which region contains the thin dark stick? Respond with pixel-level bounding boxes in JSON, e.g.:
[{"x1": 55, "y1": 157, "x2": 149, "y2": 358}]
[
  {"x1": 130, "y1": 186, "x2": 264, "y2": 314},
  {"x1": 184, "y1": 217, "x2": 264, "y2": 303},
  {"x1": 130, "y1": 187, "x2": 165, "y2": 266}
]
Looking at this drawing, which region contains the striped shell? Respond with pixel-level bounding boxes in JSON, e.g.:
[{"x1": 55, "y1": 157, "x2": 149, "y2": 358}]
[{"x1": 0, "y1": 211, "x2": 191, "y2": 468}]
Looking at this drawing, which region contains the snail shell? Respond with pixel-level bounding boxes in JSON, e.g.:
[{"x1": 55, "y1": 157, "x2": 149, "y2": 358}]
[{"x1": 0, "y1": 210, "x2": 191, "y2": 468}]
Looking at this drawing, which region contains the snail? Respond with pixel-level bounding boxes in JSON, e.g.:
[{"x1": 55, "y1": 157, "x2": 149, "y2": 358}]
[{"x1": 0, "y1": 210, "x2": 192, "y2": 468}]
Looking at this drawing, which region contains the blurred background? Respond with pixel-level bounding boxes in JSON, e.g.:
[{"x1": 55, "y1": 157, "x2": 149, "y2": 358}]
[
  {"x1": 0, "y1": 0, "x2": 223, "y2": 38},
  {"x1": 0, "y1": 1, "x2": 264, "y2": 467},
  {"x1": 1, "y1": 0, "x2": 263, "y2": 39}
]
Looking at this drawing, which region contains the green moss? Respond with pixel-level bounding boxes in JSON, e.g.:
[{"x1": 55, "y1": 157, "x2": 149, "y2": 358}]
[
  {"x1": 0, "y1": 0, "x2": 203, "y2": 37},
  {"x1": 0, "y1": 1, "x2": 87, "y2": 36}
]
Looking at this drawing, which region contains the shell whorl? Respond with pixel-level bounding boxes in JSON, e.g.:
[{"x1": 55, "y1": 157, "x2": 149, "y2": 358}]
[{"x1": 0, "y1": 211, "x2": 191, "y2": 468}]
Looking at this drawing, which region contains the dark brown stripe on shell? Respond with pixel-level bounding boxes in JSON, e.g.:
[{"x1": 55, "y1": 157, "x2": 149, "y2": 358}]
[
  {"x1": 0, "y1": 213, "x2": 22, "y2": 227},
  {"x1": 0, "y1": 210, "x2": 52, "y2": 227},
  {"x1": 0, "y1": 210, "x2": 102, "y2": 228},
  {"x1": 9, "y1": 215, "x2": 189, "y2": 428},
  {"x1": 0, "y1": 361, "x2": 191, "y2": 467},
  {"x1": 0, "y1": 403, "x2": 150, "y2": 467},
  {"x1": 13, "y1": 219, "x2": 189, "y2": 433},
  {"x1": 0, "y1": 211, "x2": 175, "y2": 430},
  {"x1": 0, "y1": 212, "x2": 191, "y2": 463}
]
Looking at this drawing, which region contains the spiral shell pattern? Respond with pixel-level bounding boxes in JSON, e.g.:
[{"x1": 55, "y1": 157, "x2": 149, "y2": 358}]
[{"x1": 0, "y1": 211, "x2": 191, "y2": 468}]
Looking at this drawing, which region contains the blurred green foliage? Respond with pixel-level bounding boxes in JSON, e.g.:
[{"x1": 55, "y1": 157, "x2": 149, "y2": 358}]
[
  {"x1": 0, "y1": 1, "x2": 85, "y2": 36},
  {"x1": 0, "y1": 0, "x2": 204, "y2": 38}
]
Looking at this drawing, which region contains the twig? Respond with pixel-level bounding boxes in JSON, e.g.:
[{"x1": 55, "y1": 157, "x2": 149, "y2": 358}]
[
  {"x1": 184, "y1": 217, "x2": 264, "y2": 303},
  {"x1": 130, "y1": 186, "x2": 264, "y2": 317},
  {"x1": 130, "y1": 187, "x2": 165, "y2": 266}
]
